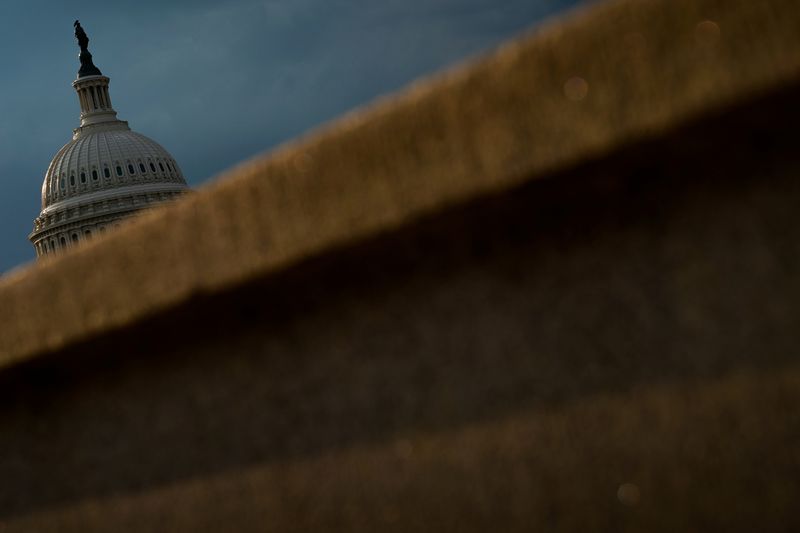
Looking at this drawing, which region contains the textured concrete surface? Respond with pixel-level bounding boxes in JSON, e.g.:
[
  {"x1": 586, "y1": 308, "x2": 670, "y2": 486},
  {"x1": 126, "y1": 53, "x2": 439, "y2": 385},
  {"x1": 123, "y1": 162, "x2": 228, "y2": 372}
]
[
  {"x1": 6, "y1": 368, "x2": 800, "y2": 532},
  {"x1": 1, "y1": 0, "x2": 799, "y2": 530}
]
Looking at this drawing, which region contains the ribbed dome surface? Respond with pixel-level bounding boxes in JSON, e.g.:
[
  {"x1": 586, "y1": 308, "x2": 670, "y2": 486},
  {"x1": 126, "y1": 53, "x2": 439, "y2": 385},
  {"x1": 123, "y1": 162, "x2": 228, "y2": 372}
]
[{"x1": 42, "y1": 127, "x2": 186, "y2": 210}]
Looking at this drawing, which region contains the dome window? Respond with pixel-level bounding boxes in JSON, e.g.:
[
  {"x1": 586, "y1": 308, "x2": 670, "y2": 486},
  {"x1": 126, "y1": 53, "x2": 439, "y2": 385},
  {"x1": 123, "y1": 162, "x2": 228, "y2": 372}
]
[
  {"x1": 128, "y1": 164, "x2": 135, "y2": 174},
  {"x1": 139, "y1": 163, "x2": 146, "y2": 173},
  {"x1": 116, "y1": 165, "x2": 123, "y2": 176},
  {"x1": 92, "y1": 170, "x2": 98, "y2": 180},
  {"x1": 70, "y1": 174, "x2": 75, "y2": 186},
  {"x1": 158, "y1": 162, "x2": 165, "y2": 172},
  {"x1": 60, "y1": 178, "x2": 65, "y2": 189},
  {"x1": 149, "y1": 162, "x2": 156, "y2": 172},
  {"x1": 80, "y1": 172, "x2": 87, "y2": 183},
  {"x1": 104, "y1": 167, "x2": 111, "y2": 178},
  {"x1": 167, "y1": 162, "x2": 173, "y2": 172}
]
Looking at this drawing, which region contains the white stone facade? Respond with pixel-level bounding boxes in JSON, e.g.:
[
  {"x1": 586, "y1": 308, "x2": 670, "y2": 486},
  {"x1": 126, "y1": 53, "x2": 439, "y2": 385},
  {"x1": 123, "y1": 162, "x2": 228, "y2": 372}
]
[{"x1": 30, "y1": 59, "x2": 189, "y2": 257}]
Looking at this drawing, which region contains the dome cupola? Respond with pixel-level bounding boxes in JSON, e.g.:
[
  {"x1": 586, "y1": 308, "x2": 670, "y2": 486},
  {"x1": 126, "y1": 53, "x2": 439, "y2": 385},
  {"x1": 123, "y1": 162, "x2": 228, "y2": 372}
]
[{"x1": 30, "y1": 21, "x2": 190, "y2": 257}]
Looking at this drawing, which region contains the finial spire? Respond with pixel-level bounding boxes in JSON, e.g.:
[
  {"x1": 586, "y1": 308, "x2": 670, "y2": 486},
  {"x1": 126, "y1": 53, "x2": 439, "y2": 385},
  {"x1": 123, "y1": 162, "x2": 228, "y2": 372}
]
[{"x1": 74, "y1": 20, "x2": 102, "y2": 78}]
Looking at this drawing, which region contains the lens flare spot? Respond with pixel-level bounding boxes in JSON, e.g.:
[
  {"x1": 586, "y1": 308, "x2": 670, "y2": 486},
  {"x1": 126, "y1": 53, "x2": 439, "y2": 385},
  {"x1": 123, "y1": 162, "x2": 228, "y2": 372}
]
[
  {"x1": 695, "y1": 20, "x2": 721, "y2": 48},
  {"x1": 617, "y1": 483, "x2": 641, "y2": 506},
  {"x1": 564, "y1": 77, "x2": 589, "y2": 101}
]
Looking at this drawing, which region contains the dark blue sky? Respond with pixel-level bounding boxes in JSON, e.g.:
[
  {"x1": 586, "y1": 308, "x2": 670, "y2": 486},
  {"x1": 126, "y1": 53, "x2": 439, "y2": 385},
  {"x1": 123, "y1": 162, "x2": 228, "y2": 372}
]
[{"x1": 0, "y1": 0, "x2": 583, "y2": 273}]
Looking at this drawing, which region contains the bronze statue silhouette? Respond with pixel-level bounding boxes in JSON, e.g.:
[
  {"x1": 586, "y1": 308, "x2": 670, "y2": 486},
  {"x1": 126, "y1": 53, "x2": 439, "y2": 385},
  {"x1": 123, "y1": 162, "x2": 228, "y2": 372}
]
[
  {"x1": 74, "y1": 20, "x2": 90, "y2": 51},
  {"x1": 74, "y1": 20, "x2": 102, "y2": 78}
]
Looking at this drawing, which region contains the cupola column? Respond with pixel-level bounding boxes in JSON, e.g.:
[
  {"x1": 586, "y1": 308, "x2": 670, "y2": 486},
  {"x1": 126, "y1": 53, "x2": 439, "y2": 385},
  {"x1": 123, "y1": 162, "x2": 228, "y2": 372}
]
[{"x1": 73, "y1": 76, "x2": 119, "y2": 126}]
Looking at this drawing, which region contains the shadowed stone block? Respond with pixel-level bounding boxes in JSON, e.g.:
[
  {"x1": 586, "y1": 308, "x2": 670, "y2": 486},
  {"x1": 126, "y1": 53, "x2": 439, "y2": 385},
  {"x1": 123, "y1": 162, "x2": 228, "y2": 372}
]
[{"x1": 0, "y1": 0, "x2": 799, "y2": 530}]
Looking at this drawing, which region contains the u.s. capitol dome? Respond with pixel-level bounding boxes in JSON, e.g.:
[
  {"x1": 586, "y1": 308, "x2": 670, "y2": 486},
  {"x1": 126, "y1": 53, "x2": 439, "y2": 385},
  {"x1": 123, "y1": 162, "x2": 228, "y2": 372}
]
[{"x1": 30, "y1": 21, "x2": 189, "y2": 257}]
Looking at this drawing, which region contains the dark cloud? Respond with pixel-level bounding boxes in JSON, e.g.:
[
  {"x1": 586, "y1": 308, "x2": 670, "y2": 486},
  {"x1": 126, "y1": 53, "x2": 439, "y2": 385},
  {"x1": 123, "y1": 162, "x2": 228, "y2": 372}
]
[{"x1": 0, "y1": 0, "x2": 584, "y2": 273}]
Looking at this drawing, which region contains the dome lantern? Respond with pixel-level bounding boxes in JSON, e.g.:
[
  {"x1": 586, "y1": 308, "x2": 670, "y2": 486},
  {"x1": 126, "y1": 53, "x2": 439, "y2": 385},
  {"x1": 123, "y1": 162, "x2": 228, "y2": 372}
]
[
  {"x1": 71, "y1": 21, "x2": 123, "y2": 134},
  {"x1": 73, "y1": 74, "x2": 120, "y2": 131}
]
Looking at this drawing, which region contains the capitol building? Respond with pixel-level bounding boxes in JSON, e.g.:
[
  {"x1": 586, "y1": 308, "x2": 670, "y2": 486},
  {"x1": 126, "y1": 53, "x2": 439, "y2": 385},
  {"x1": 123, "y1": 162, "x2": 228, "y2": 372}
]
[{"x1": 29, "y1": 21, "x2": 190, "y2": 257}]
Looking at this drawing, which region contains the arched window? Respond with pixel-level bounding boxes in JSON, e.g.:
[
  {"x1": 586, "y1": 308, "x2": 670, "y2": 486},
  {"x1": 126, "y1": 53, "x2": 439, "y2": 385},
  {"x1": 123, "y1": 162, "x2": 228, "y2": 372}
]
[
  {"x1": 128, "y1": 163, "x2": 135, "y2": 174},
  {"x1": 116, "y1": 165, "x2": 123, "y2": 176},
  {"x1": 71, "y1": 233, "x2": 79, "y2": 243},
  {"x1": 92, "y1": 169, "x2": 98, "y2": 180},
  {"x1": 167, "y1": 162, "x2": 173, "y2": 172},
  {"x1": 84, "y1": 229, "x2": 92, "y2": 238},
  {"x1": 139, "y1": 163, "x2": 146, "y2": 173},
  {"x1": 149, "y1": 162, "x2": 156, "y2": 172},
  {"x1": 80, "y1": 171, "x2": 86, "y2": 183},
  {"x1": 104, "y1": 167, "x2": 111, "y2": 178},
  {"x1": 60, "y1": 236, "x2": 67, "y2": 247},
  {"x1": 60, "y1": 177, "x2": 65, "y2": 189},
  {"x1": 158, "y1": 162, "x2": 165, "y2": 172},
  {"x1": 70, "y1": 174, "x2": 75, "y2": 186}
]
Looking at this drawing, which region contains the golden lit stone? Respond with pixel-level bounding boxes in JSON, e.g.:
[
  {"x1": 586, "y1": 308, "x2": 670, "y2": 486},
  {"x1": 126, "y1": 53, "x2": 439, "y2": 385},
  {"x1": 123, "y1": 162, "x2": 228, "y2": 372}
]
[{"x1": 624, "y1": 32, "x2": 647, "y2": 59}]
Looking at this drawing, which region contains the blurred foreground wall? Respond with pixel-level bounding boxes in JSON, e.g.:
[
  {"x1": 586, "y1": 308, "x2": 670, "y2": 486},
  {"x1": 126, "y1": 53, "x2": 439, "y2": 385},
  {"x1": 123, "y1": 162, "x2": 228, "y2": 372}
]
[{"x1": 1, "y1": 0, "x2": 799, "y2": 530}]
